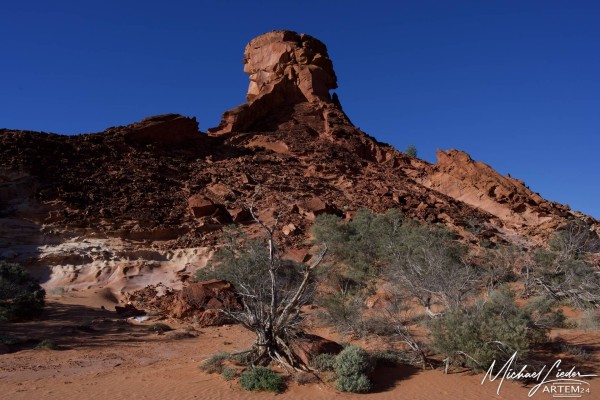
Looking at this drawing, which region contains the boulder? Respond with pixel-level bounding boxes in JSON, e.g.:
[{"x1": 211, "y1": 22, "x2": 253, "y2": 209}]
[
  {"x1": 282, "y1": 223, "x2": 297, "y2": 236},
  {"x1": 290, "y1": 333, "x2": 343, "y2": 366},
  {"x1": 188, "y1": 195, "x2": 218, "y2": 218},
  {"x1": 170, "y1": 279, "x2": 242, "y2": 323},
  {"x1": 299, "y1": 196, "x2": 340, "y2": 219},
  {"x1": 124, "y1": 114, "x2": 200, "y2": 147}
]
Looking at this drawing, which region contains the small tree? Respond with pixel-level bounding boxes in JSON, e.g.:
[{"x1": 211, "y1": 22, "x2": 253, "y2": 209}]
[
  {"x1": 530, "y1": 221, "x2": 600, "y2": 308},
  {"x1": 405, "y1": 145, "x2": 418, "y2": 158},
  {"x1": 0, "y1": 261, "x2": 45, "y2": 322},
  {"x1": 197, "y1": 192, "x2": 327, "y2": 370},
  {"x1": 384, "y1": 221, "x2": 480, "y2": 315}
]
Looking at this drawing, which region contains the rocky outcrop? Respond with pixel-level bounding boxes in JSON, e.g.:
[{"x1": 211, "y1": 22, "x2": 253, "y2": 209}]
[
  {"x1": 209, "y1": 30, "x2": 339, "y2": 134},
  {"x1": 420, "y1": 149, "x2": 598, "y2": 242},
  {"x1": 244, "y1": 30, "x2": 337, "y2": 103},
  {"x1": 0, "y1": 30, "x2": 597, "y2": 298},
  {"x1": 171, "y1": 279, "x2": 241, "y2": 320},
  {"x1": 126, "y1": 280, "x2": 241, "y2": 326},
  {"x1": 290, "y1": 333, "x2": 343, "y2": 366},
  {"x1": 124, "y1": 114, "x2": 201, "y2": 148}
]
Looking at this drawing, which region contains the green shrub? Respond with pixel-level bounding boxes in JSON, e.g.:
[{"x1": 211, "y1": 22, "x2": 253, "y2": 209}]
[
  {"x1": 430, "y1": 289, "x2": 547, "y2": 371},
  {"x1": 371, "y1": 350, "x2": 403, "y2": 366},
  {"x1": 405, "y1": 144, "x2": 418, "y2": 158},
  {"x1": 310, "y1": 353, "x2": 336, "y2": 372},
  {"x1": 0, "y1": 336, "x2": 20, "y2": 346},
  {"x1": 36, "y1": 339, "x2": 58, "y2": 350},
  {"x1": 200, "y1": 352, "x2": 231, "y2": 374},
  {"x1": 0, "y1": 261, "x2": 45, "y2": 322},
  {"x1": 222, "y1": 367, "x2": 237, "y2": 381},
  {"x1": 578, "y1": 309, "x2": 600, "y2": 330},
  {"x1": 559, "y1": 342, "x2": 593, "y2": 361},
  {"x1": 334, "y1": 345, "x2": 374, "y2": 393},
  {"x1": 336, "y1": 374, "x2": 372, "y2": 393},
  {"x1": 524, "y1": 297, "x2": 565, "y2": 329},
  {"x1": 239, "y1": 367, "x2": 284, "y2": 393}
]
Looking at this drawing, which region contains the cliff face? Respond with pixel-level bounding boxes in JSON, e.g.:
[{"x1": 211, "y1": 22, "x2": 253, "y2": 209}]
[{"x1": 0, "y1": 30, "x2": 597, "y2": 297}]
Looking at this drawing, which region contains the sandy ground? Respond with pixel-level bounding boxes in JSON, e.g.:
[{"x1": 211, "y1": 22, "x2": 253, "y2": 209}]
[{"x1": 1, "y1": 292, "x2": 599, "y2": 400}]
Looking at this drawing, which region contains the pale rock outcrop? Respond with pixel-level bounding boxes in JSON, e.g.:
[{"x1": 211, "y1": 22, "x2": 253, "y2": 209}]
[{"x1": 421, "y1": 149, "x2": 598, "y2": 241}]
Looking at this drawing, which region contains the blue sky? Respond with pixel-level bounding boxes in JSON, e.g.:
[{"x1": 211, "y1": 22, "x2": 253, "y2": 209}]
[{"x1": 1, "y1": 1, "x2": 599, "y2": 218}]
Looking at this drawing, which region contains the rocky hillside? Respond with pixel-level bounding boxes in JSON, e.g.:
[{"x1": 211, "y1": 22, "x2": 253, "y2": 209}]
[{"x1": 1, "y1": 30, "x2": 597, "y2": 297}]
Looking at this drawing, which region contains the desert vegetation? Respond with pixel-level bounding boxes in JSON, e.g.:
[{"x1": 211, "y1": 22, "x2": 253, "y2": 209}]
[
  {"x1": 0, "y1": 261, "x2": 45, "y2": 322},
  {"x1": 195, "y1": 207, "x2": 599, "y2": 393},
  {"x1": 405, "y1": 144, "x2": 418, "y2": 158},
  {"x1": 312, "y1": 210, "x2": 597, "y2": 374},
  {"x1": 194, "y1": 192, "x2": 328, "y2": 374}
]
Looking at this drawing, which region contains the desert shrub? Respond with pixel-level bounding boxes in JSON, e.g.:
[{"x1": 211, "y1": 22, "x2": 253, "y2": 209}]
[
  {"x1": 384, "y1": 221, "x2": 478, "y2": 311},
  {"x1": 371, "y1": 350, "x2": 404, "y2": 366},
  {"x1": 548, "y1": 220, "x2": 600, "y2": 256},
  {"x1": 480, "y1": 245, "x2": 519, "y2": 291},
  {"x1": 0, "y1": 261, "x2": 45, "y2": 322},
  {"x1": 524, "y1": 297, "x2": 565, "y2": 329},
  {"x1": 194, "y1": 229, "x2": 305, "y2": 293},
  {"x1": 221, "y1": 367, "x2": 238, "y2": 381},
  {"x1": 239, "y1": 367, "x2": 284, "y2": 393},
  {"x1": 200, "y1": 352, "x2": 231, "y2": 374},
  {"x1": 230, "y1": 351, "x2": 253, "y2": 365},
  {"x1": 405, "y1": 144, "x2": 418, "y2": 158},
  {"x1": 192, "y1": 222, "x2": 327, "y2": 369},
  {"x1": 314, "y1": 211, "x2": 479, "y2": 314},
  {"x1": 578, "y1": 309, "x2": 600, "y2": 330},
  {"x1": 558, "y1": 342, "x2": 593, "y2": 361},
  {"x1": 336, "y1": 373, "x2": 372, "y2": 393},
  {"x1": 430, "y1": 289, "x2": 548, "y2": 371},
  {"x1": 324, "y1": 372, "x2": 336, "y2": 382},
  {"x1": 533, "y1": 248, "x2": 600, "y2": 308},
  {"x1": 313, "y1": 210, "x2": 402, "y2": 280},
  {"x1": 36, "y1": 339, "x2": 58, "y2": 350},
  {"x1": 148, "y1": 323, "x2": 172, "y2": 333},
  {"x1": 310, "y1": 353, "x2": 336, "y2": 372},
  {"x1": 316, "y1": 290, "x2": 367, "y2": 335},
  {"x1": 0, "y1": 336, "x2": 20, "y2": 346},
  {"x1": 530, "y1": 222, "x2": 600, "y2": 308},
  {"x1": 334, "y1": 345, "x2": 374, "y2": 393}
]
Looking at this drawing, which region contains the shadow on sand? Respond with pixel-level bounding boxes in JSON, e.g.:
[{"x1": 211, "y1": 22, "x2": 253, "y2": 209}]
[
  {"x1": 370, "y1": 364, "x2": 422, "y2": 393},
  {"x1": 1, "y1": 301, "x2": 166, "y2": 353}
]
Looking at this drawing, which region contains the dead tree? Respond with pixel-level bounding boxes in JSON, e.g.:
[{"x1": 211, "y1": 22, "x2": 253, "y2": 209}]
[{"x1": 201, "y1": 191, "x2": 327, "y2": 370}]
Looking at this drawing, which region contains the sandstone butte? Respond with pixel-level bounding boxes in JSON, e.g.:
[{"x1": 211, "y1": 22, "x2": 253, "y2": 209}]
[{"x1": 0, "y1": 30, "x2": 598, "y2": 299}]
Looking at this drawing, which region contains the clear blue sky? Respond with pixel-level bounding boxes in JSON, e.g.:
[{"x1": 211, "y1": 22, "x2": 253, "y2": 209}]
[{"x1": 1, "y1": 1, "x2": 599, "y2": 218}]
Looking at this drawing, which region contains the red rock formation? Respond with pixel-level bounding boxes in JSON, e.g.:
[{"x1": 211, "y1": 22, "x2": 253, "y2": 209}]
[
  {"x1": 420, "y1": 149, "x2": 598, "y2": 242},
  {"x1": 171, "y1": 279, "x2": 241, "y2": 320},
  {"x1": 126, "y1": 280, "x2": 241, "y2": 326},
  {"x1": 0, "y1": 30, "x2": 597, "y2": 295},
  {"x1": 209, "y1": 30, "x2": 338, "y2": 134},
  {"x1": 124, "y1": 114, "x2": 200, "y2": 148},
  {"x1": 290, "y1": 333, "x2": 343, "y2": 366}
]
